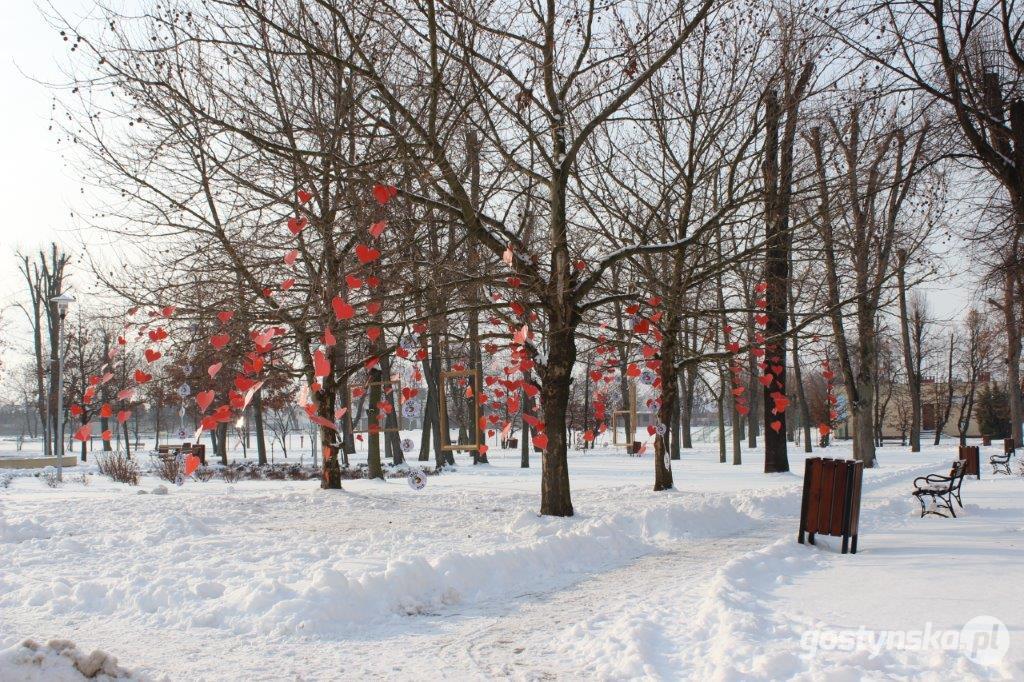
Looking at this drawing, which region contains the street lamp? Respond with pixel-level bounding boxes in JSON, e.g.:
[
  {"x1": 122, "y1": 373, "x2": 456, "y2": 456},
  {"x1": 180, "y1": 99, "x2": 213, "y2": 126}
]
[{"x1": 50, "y1": 292, "x2": 75, "y2": 482}]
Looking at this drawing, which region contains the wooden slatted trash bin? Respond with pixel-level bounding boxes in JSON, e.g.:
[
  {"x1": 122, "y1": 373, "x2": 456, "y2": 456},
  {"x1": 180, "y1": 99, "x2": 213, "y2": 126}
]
[
  {"x1": 959, "y1": 445, "x2": 981, "y2": 479},
  {"x1": 798, "y1": 457, "x2": 864, "y2": 554},
  {"x1": 1004, "y1": 438, "x2": 1015, "y2": 456}
]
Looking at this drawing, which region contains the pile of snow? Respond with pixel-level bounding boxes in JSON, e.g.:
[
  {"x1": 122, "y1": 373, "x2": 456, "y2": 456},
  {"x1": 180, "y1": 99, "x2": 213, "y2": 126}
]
[
  {"x1": 0, "y1": 639, "x2": 145, "y2": 681},
  {"x1": 0, "y1": 514, "x2": 50, "y2": 543}
]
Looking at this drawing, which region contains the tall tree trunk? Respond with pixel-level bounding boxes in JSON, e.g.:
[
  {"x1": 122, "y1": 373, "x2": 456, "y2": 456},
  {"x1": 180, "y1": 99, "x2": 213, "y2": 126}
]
[
  {"x1": 539, "y1": 315, "x2": 575, "y2": 517},
  {"x1": 671, "y1": 375, "x2": 681, "y2": 460},
  {"x1": 680, "y1": 365, "x2": 694, "y2": 449},
  {"x1": 896, "y1": 250, "x2": 921, "y2": 452},
  {"x1": 216, "y1": 421, "x2": 228, "y2": 465},
  {"x1": 1003, "y1": 265, "x2": 1023, "y2": 447},
  {"x1": 254, "y1": 388, "x2": 268, "y2": 466},
  {"x1": 760, "y1": 63, "x2": 811, "y2": 472},
  {"x1": 653, "y1": 323, "x2": 676, "y2": 490},
  {"x1": 520, "y1": 370, "x2": 533, "y2": 468},
  {"x1": 934, "y1": 334, "x2": 955, "y2": 446}
]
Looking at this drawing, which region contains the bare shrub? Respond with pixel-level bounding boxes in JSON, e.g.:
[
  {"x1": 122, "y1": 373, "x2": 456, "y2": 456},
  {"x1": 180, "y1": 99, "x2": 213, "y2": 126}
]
[
  {"x1": 194, "y1": 465, "x2": 215, "y2": 482},
  {"x1": 97, "y1": 452, "x2": 140, "y2": 486},
  {"x1": 220, "y1": 465, "x2": 242, "y2": 483},
  {"x1": 41, "y1": 469, "x2": 60, "y2": 488},
  {"x1": 155, "y1": 455, "x2": 182, "y2": 483},
  {"x1": 262, "y1": 466, "x2": 287, "y2": 480},
  {"x1": 0, "y1": 472, "x2": 12, "y2": 489}
]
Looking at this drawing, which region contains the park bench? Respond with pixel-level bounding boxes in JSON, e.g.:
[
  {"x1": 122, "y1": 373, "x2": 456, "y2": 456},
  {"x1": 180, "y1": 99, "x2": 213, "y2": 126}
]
[
  {"x1": 152, "y1": 443, "x2": 206, "y2": 465},
  {"x1": 912, "y1": 460, "x2": 966, "y2": 518},
  {"x1": 990, "y1": 438, "x2": 1014, "y2": 476}
]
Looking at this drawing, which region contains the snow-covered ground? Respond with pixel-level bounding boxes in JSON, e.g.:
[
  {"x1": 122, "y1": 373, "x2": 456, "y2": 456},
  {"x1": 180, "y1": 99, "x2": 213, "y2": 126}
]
[{"x1": 1, "y1": 440, "x2": 1020, "y2": 680}]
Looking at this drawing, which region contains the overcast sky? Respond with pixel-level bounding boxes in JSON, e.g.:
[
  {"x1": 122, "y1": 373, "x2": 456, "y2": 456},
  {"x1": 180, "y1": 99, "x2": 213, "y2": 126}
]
[
  {"x1": 0, "y1": 2, "x2": 88, "y2": 355},
  {"x1": 0, "y1": 1, "x2": 974, "y2": 375}
]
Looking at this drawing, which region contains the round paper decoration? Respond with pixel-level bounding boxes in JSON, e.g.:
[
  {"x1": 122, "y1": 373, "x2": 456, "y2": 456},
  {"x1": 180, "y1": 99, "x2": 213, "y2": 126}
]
[
  {"x1": 402, "y1": 401, "x2": 421, "y2": 418},
  {"x1": 177, "y1": 383, "x2": 191, "y2": 398},
  {"x1": 408, "y1": 470, "x2": 427, "y2": 490},
  {"x1": 174, "y1": 472, "x2": 185, "y2": 487},
  {"x1": 400, "y1": 437, "x2": 415, "y2": 452},
  {"x1": 639, "y1": 368, "x2": 657, "y2": 386},
  {"x1": 655, "y1": 423, "x2": 667, "y2": 436}
]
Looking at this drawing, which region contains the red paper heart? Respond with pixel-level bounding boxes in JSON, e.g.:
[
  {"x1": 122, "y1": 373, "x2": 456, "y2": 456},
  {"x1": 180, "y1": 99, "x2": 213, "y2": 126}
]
[
  {"x1": 355, "y1": 244, "x2": 381, "y2": 264},
  {"x1": 372, "y1": 183, "x2": 398, "y2": 205},
  {"x1": 144, "y1": 349, "x2": 161, "y2": 363},
  {"x1": 297, "y1": 189, "x2": 312, "y2": 204},
  {"x1": 369, "y1": 220, "x2": 387, "y2": 238},
  {"x1": 211, "y1": 333, "x2": 230, "y2": 349},
  {"x1": 73, "y1": 424, "x2": 92, "y2": 442},
  {"x1": 196, "y1": 390, "x2": 215, "y2": 413},
  {"x1": 314, "y1": 349, "x2": 330, "y2": 378},
  {"x1": 332, "y1": 296, "x2": 354, "y2": 321},
  {"x1": 287, "y1": 216, "x2": 308, "y2": 235},
  {"x1": 208, "y1": 362, "x2": 223, "y2": 378},
  {"x1": 134, "y1": 369, "x2": 152, "y2": 384},
  {"x1": 283, "y1": 249, "x2": 299, "y2": 265}
]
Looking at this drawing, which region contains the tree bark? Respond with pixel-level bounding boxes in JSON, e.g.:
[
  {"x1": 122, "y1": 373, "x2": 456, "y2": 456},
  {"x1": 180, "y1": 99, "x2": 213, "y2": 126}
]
[
  {"x1": 896, "y1": 250, "x2": 921, "y2": 452},
  {"x1": 253, "y1": 388, "x2": 268, "y2": 465},
  {"x1": 539, "y1": 315, "x2": 575, "y2": 517},
  {"x1": 1003, "y1": 265, "x2": 1023, "y2": 447}
]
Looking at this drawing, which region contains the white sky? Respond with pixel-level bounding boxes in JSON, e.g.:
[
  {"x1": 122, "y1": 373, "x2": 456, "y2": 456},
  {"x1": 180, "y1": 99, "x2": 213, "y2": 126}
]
[{"x1": 0, "y1": 1, "x2": 975, "y2": 374}]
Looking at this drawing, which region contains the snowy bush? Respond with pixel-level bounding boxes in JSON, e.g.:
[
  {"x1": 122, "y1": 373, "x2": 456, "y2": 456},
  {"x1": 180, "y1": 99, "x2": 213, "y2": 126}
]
[
  {"x1": 338, "y1": 462, "x2": 438, "y2": 479},
  {"x1": 96, "y1": 453, "x2": 140, "y2": 486},
  {"x1": 40, "y1": 468, "x2": 61, "y2": 488},
  {"x1": 220, "y1": 465, "x2": 242, "y2": 483},
  {"x1": 224, "y1": 462, "x2": 317, "y2": 481},
  {"x1": 0, "y1": 472, "x2": 12, "y2": 489},
  {"x1": 193, "y1": 465, "x2": 215, "y2": 482},
  {"x1": 154, "y1": 455, "x2": 182, "y2": 483}
]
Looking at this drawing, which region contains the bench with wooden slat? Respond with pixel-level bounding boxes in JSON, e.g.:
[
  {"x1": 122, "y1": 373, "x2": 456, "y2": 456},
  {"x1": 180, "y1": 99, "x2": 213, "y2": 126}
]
[
  {"x1": 991, "y1": 439, "x2": 1015, "y2": 476},
  {"x1": 912, "y1": 460, "x2": 966, "y2": 518}
]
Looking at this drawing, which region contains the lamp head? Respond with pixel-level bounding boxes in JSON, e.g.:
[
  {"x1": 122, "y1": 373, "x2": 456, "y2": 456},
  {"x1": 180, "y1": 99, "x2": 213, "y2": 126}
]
[{"x1": 51, "y1": 292, "x2": 75, "y2": 314}]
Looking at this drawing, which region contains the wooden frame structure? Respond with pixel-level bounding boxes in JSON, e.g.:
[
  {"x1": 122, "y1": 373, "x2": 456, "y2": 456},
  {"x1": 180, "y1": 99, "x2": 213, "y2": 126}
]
[
  {"x1": 349, "y1": 379, "x2": 403, "y2": 433},
  {"x1": 611, "y1": 383, "x2": 638, "y2": 447},
  {"x1": 439, "y1": 368, "x2": 483, "y2": 451}
]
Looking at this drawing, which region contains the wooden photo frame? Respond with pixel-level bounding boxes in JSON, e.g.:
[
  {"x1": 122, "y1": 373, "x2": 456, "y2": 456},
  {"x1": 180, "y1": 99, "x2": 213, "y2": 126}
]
[
  {"x1": 350, "y1": 379, "x2": 403, "y2": 433},
  {"x1": 439, "y1": 368, "x2": 483, "y2": 451}
]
